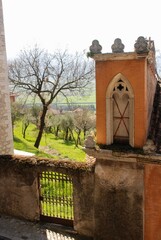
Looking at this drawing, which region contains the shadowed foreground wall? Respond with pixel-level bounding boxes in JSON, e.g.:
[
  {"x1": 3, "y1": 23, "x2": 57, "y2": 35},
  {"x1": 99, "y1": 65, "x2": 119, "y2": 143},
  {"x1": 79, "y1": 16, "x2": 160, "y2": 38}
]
[
  {"x1": 94, "y1": 158, "x2": 143, "y2": 240},
  {"x1": 0, "y1": 156, "x2": 94, "y2": 238},
  {"x1": 0, "y1": 164, "x2": 39, "y2": 220},
  {"x1": 1, "y1": 153, "x2": 161, "y2": 239}
]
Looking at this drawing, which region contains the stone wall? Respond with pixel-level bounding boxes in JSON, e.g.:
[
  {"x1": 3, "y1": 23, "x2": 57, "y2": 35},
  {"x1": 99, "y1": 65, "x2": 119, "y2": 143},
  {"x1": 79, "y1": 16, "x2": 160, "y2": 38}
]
[
  {"x1": 94, "y1": 158, "x2": 143, "y2": 240},
  {"x1": 1, "y1": 152, "x2": 161, "y2": 239},
  {"x1": 73, "y1": 171, "x2": 94, "y2": 237},
  {"x1": 86, "y1": 148, "x2": 161, "y2": 240},
  {"x1": 0, "y1": 155, "x2": 95, "y2": 238},
  {"x1": 0, "y1": 162, "x2": 39, "y2": 220}
]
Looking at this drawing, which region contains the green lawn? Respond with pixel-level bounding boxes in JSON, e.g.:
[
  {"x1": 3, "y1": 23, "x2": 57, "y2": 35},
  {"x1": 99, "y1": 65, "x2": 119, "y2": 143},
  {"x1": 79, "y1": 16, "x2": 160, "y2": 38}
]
[
  {"x1": 17, "y1": 90, "x2": 96, "y2": 105},
  {"x1": 40, "y1": 172, "x2": 74, "y2": 219},
  {"x1": 13, "y1": 121, "x2": 86, "y2": 161}
]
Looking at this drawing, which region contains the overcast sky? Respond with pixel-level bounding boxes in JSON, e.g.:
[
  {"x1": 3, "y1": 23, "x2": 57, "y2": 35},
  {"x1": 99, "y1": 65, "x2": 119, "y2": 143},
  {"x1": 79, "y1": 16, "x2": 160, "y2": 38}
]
[{"x1": 2, "y1": 0, "x2": 161, "y2": 59}]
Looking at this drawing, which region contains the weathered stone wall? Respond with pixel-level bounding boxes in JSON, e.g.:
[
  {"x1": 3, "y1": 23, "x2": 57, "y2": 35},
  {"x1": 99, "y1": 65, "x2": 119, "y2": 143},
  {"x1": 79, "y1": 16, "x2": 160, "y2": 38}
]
[
  {"x1": 0, "y1": 156, "x2": 95, "y2": 237},
  {"x1": 0, "y1": 0, "x2": 13, "y2": 154},
  {"x1": 73, "y1": 172, "x2": 94, "y2": 237},
  {"x1": 85, "y1": 148, "x2": 161, "y2": 240},
  {"x1": 94, "y1": 158, "x2": 143, "y2": 240},
  {"x1": 0, "y1": 166, "x2": 39, "y2": 220},
  {"x1": 0, "y1": 157, "x2": 39, "y2": 220},
  {"x1": 1, "y1": 152, "x2": 161, "y2": 239}
]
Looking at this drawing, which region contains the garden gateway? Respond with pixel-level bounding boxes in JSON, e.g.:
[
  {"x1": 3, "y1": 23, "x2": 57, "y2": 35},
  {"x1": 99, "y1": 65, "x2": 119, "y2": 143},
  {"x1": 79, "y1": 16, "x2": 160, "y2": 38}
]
[{"x1": 1, "y1": 0, "x2": 161, "y2": 239}]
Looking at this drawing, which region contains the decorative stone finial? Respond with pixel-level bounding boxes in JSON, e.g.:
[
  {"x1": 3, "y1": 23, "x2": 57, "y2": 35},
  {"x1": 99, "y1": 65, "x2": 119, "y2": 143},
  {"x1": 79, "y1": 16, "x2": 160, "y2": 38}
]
[
  {"x1": 84, "y1": 135, "x2": 96, "y2": 149},
  {"x1": 111, "y1": 38, "x2": 125, "y2": 53},
  {"x1": 89, "y1": 40, "x2": 102, "y2": 54},
  {"x1": 143, "y1": 139, "x2": 156, "y2": 154},
  {"x1": 134, "y1": 36, "x2": 149, "y2": 54}
]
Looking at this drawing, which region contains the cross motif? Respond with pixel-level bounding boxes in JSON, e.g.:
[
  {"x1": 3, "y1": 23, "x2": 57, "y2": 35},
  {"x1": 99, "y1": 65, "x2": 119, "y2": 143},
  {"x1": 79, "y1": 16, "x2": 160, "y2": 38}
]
[
  {"x1": 117, "y1": 84, "x2": 124, "y2": 91},
  {"x1": 113, "y1": 96, "x2": 129, "y2": 137}
]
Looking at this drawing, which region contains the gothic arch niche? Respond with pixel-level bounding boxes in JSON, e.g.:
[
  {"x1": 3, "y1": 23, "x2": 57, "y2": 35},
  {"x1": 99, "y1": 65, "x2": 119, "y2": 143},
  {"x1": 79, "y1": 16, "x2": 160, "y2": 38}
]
[{"x1": 106, "y1": 73, "x2": 134, "y2": 147}]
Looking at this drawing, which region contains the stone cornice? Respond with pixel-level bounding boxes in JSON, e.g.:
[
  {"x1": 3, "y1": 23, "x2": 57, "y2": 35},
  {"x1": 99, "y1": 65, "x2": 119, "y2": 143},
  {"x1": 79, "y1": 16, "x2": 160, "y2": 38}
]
[{"x1": 91, "y1": 52, "x2": 149, "y2": 61}]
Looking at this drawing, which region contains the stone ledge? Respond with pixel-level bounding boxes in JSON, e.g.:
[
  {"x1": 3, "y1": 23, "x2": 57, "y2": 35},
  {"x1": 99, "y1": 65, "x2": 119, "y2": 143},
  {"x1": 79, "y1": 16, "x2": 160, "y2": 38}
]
[
  {"x1": 84, "y1": 148, "x2": 161, "y2": 165},
  {"x1": 0, "y1": 155, "x2": 95, "y2": 173}
]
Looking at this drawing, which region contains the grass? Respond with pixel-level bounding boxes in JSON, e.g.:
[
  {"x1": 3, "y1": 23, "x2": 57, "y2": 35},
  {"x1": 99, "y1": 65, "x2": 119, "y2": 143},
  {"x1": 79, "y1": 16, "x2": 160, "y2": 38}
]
[
  {"x1": 14, "y1": 122, "x2": 85, "y2": 220},
  {"x1": 13, "y1": 121, "x2": 86, "y2": 161},
  {"x1": 40, "y1": 172, "x2": 73, "y2": 219},
  {"x1": 17, "y1": 90, "x2": 96, "y2": 105},
  {"x1": 14, "y1": 136, "x2": 53, "y2": 158},
  {"x1": 55, "y1": 93, "x2": 96, "y2": 104}
]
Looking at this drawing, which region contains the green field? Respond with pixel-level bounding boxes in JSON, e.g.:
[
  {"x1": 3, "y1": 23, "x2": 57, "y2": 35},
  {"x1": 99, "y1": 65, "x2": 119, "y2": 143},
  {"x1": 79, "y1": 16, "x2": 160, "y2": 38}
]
[
  {"x1": 14, "y1": 121, "x2": 86, "y2": 161},
  {"x1": 14, "y1": 122, "x2": 84, "y2": 219},
  {"x1": 16, "y1": 89, "x2": 96, "y2": 106},
  {"x1": 40, "y1": 172, "x2": 73, "y2": 219}
]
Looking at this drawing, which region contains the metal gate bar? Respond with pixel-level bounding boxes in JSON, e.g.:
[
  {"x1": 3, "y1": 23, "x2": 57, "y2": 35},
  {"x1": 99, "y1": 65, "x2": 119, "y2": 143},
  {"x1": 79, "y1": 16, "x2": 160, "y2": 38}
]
[{"x1": 39, "y1": 171, "x2": 74, "y2": 226}]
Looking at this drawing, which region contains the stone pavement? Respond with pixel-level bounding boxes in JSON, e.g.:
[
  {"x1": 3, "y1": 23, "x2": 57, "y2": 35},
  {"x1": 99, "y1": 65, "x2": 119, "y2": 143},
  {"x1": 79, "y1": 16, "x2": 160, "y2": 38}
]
[
  {"x1": 14, "y1": 149, "x2": 35, "y2": 157},
  {"x1": 0, "y1": 215, "x2": 92, "y2": 240}
]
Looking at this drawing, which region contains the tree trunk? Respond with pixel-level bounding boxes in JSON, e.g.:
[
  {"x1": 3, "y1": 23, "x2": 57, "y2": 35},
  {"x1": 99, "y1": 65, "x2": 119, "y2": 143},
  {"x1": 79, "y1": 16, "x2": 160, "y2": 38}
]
[
  {"x1": 76, "y1": 129, "x2": 81, "y2": 147},
  {"x1": 64, "y1": 127, "x2": 69, "y2": 141},
  {"x1": 34, "y1": 105, "x2": 48, "y2": 148},
  {"x1": 83, "y1": 127, "x2": 86, "y2": 139},
  {"x1": 55, "y1": 126, "x2": 59, "y2": 137},
  {"x1": 69, "y1": 128, "x2": 78, "y2": 147},
  {"x1": 22, "y1": 123, "x2": 29, "y2": 139}
]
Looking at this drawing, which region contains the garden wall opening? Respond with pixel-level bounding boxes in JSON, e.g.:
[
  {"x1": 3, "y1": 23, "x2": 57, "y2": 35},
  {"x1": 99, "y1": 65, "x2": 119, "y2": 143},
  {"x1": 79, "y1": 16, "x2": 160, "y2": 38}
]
[{"x1": 0, "y1": 155, "x2": 95, "y2": 238}]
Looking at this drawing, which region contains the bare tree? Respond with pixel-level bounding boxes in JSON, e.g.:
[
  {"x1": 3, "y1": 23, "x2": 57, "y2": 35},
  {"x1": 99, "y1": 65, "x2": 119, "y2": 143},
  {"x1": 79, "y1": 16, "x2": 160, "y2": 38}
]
[
  {"x1": 11, "y1": 102, "x2": 24, "y2": 135},
  {"x1": 60, "y1": 113, "x2": 74, "y2": 141},
  {"x1": 8, "y1": 46, "x2": 94, "y2": 148},
  {"x1": 73, "y1": 109, "x2": 96, "y2": 146},
  {"x1": 22, "y1": 108, "x2": 32, "y2": 139}
]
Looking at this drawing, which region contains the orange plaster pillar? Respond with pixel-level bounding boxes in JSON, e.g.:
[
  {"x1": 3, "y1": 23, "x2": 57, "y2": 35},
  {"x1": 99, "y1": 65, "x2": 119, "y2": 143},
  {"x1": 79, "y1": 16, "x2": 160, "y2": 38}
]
[{"x1": 144, "y1": 164, "x2": 161, "y2": 240}]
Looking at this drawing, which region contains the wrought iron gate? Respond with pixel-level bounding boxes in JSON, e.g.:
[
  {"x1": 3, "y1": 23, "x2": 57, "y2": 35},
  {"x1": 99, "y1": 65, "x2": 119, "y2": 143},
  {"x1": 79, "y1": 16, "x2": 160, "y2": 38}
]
[{"x1": 39, "y1": 171, "x2": 74, "y2": 226}]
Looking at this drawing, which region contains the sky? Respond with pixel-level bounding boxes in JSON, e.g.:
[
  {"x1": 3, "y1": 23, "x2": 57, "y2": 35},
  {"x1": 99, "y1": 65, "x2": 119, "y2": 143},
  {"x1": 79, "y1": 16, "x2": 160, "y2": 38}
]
[{"x1": 2, "y1": 0, "x2": 161, "y2": 60}]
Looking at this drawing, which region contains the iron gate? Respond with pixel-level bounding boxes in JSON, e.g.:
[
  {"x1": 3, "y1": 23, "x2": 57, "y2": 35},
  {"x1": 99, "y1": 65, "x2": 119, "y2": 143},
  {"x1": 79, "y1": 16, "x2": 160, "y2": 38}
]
[{"x1": 39, "y1": 171, "x2": 74, "y2": 226}]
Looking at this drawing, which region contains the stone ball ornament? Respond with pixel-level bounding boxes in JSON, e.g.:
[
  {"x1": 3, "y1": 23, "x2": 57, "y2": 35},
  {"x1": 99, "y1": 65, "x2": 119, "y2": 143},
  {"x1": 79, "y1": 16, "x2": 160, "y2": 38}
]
[
  {"x1": 111, "y1": 38, "x2": 125, "y2": 53},
  {"x1": 89, "y1": 40, "x2": 102, "y2": 54},
  {"x1": 134, "y1": 36, "x2": 149, "y2": 54}
]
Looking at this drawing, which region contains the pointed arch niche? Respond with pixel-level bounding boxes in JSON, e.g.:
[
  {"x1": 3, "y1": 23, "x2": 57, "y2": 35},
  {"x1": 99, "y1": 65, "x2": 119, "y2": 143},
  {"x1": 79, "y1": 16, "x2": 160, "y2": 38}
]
[{"x1": 106, "y1": 73, "x2": 134, "y2": 147}]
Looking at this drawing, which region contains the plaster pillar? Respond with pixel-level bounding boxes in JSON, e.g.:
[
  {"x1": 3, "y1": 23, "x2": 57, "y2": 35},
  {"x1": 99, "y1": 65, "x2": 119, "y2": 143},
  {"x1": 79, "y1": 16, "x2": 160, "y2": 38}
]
[{"x1": 0, "y1": 0, "x2": 13, "y2": 154}]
